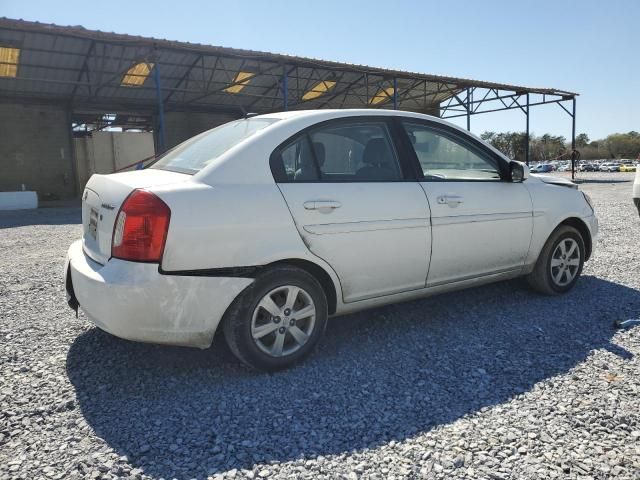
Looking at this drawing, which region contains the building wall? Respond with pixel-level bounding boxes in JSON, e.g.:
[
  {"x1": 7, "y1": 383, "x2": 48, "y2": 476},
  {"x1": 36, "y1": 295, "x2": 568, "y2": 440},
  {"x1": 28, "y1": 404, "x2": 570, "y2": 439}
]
[
  {"x1": 74, "y1": 131, "x2": 155, "y2": 192},
  {"x1": 161, "y1": 111, "x2": 238, "y2": 150},
  {"x1": 0, "y1": 103, "x2": 440, "y2": 200},
  {"x1": 159, "y1": 108, "x2": 440, "y2": 150},
  {"x1": 0, "y1": 103, "x2": 75, "y2": 199},
  {"x1": 425, "y1": 104, "x2": 440, "y2": 117}
]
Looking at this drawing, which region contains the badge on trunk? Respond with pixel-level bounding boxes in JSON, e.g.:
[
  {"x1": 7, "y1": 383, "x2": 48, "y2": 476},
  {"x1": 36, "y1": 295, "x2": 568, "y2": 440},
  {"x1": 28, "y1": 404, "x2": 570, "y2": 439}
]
[{"x1": 88, "y1": 208, "x2": 99, "y2": 240}]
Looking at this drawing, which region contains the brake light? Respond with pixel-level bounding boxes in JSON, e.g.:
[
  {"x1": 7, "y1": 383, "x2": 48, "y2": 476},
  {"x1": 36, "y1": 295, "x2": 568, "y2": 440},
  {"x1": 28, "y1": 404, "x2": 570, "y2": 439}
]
[{"x1": 111, "y1": 189, "x2": 171, "y2": 262}]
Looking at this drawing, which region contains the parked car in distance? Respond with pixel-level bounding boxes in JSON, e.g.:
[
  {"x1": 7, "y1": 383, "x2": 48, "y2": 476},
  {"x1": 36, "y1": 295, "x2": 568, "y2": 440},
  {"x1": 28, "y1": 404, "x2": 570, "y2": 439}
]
[
  {"x1": 65, "y1": 109, "x2": 599, "y2": 371},
  {"x1": 600, "y1": 162, "x2": 621, "y2": 172},
  {"x1": 531, "y1": 163, "x2": 554, "y2": 173},
  {"x1": 619, "y1": 162, "x2": 637, "y2": 172},
  {"x1": 579, "y1": 163, "x2": 595, "y2": 172}
]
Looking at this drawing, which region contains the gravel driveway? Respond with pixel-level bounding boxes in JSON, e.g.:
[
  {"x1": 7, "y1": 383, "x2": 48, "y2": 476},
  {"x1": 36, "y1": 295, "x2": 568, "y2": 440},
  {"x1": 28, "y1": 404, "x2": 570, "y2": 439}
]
[{"x1": 1, "y1": 172, "x2": 639, "y2": 480}]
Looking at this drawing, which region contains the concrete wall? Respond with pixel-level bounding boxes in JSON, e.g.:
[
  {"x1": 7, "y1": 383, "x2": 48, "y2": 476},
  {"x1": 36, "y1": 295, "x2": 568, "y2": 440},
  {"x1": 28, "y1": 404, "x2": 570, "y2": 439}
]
[
  {"x1": 0, "y1": 103, "x2": 75, "y2": 199},
  {"x1": 425, "y1": 104, "x2": 440, "y2": 118},
  {"x1": 74, "y1": 131, "x2": 155, "y2": 192},
  {"x1": 161, "y1": 111, "x2": 238, "y2": 150}
]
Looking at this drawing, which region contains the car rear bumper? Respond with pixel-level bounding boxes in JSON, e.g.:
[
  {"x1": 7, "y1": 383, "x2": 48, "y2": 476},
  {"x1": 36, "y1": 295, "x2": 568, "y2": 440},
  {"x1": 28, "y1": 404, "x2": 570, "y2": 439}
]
[{"x1": 65, "y1": 240, "x2": 253, "y2": 348}]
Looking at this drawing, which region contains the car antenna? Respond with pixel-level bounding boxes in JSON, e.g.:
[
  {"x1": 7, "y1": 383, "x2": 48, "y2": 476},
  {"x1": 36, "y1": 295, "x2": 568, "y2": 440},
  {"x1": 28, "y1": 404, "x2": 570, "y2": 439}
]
[{"x1": 239, "y1": 106, "x2": 259, "y2": 119}]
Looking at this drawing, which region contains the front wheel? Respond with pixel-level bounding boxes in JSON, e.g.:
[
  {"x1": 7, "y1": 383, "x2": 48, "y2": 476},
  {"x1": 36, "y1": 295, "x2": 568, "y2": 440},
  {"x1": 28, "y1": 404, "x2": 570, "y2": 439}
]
[
  {"x1": 222, "y1": 266, "x2": 328, "y2": 371},
  {"x1": 527, "y1": 225, "x2": 585, "y2": 295}
]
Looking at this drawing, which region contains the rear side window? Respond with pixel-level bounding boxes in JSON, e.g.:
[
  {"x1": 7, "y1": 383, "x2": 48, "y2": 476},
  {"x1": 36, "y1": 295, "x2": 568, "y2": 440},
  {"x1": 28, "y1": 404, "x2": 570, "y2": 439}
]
[
  {"x1": 271, "y1": 121, "x2": 402, "y2": 182},
  {"x1": 152, "y1": 118, "x2": 278, "y2": 174},
  {"x1": 278, "y1": 136, "x2": 319, "y2": 181}
]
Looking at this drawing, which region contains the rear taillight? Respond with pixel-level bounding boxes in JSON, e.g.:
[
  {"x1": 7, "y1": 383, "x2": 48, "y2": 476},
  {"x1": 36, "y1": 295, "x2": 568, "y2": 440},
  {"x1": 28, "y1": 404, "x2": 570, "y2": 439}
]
[{"x1": 111, "y1": 189, "x2": 171, "y2": 262}]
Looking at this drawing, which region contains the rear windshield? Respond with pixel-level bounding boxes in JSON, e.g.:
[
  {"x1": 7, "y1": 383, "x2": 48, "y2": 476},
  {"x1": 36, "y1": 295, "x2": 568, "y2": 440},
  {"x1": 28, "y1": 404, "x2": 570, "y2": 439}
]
[{"x1": 151, "y1": 118, "x2": 279, "y2": 174}]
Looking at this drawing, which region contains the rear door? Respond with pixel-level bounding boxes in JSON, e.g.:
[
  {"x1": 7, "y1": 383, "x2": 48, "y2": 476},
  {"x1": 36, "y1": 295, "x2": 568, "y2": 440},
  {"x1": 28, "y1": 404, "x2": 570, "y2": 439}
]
[
  {"x1": 397, "y1": 119, "x2": 533, "y2": 286},
  {"x1": 272, "y1": 117, "x2": 431, "y2": 303}
]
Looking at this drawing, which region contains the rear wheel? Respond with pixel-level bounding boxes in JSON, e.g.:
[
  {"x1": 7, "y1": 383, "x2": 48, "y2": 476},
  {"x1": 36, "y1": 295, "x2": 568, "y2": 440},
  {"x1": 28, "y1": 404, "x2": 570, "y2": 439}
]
[
  {"x1": 527, "y1": 225, "x2": 585, "y2": 295},
  {"x1": 223, "y1": 266, "x2": 328, "y2": 371}
]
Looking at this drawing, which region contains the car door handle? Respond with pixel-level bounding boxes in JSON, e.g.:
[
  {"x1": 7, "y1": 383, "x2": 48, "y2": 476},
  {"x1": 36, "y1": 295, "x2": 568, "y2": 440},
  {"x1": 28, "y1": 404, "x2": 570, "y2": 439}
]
[
  {"x1": 437, "y1": 194, "x2": 463, "y2": 207},
  {"x1": 303, "y1": 200, "x2": 342, "y2": 211}
]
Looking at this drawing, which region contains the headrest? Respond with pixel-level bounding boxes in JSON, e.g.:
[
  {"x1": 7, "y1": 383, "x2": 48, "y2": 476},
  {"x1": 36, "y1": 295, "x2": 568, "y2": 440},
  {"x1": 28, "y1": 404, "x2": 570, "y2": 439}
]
[
  {"x1": 362, "y1": 138, "x2": 391, "y2": 167},
  {"x1": 415, "y1": 141, "x2": 431, "y2": 153},
  {"x1": 312, "y1": 142, "x2": 325, "y2": 166}
]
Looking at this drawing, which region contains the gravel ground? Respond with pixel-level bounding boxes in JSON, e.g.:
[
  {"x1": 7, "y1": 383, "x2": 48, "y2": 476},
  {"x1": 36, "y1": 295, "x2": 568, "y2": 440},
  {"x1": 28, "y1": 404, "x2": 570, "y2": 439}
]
[{"x1": 1, "y1": 172, "x2": 639, "y2": 480}]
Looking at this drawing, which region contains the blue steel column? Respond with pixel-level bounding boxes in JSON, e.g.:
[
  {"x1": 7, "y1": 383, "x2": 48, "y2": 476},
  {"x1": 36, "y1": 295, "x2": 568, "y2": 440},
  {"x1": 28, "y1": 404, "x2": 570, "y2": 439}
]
[
  {"x1": 466, "y1": 88, "x2": 471, "y2": 131},
  {"x1": 282, "y1": 65, "x2": 288, "y2": 111},
  {"x1": 152, "y1": 61, "x2": 166, "y2": 152},
  {"x1": 525, "y1": 93, "x2": 530, "y2": 166},
  {"x1": 393, "y1": 77, "x2": 398, "y2": 109},
  {"x1": 571, "y1": 97, "x2": 576, "y2": 181}
]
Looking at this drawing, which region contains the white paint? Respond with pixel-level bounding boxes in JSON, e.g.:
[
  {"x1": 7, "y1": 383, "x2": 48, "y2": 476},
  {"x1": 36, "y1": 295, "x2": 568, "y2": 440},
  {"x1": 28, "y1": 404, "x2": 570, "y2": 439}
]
[
  {"x1": 0, "y1": 191, "x2": 37, "y2": 210},
  {"x1": 421, "y1": 181, "x2": 533, "y2": 286},
  {"x1": 278, "y1": 182, "x2": 430, "y2": 302},
  {"x1": 66, "y1": 240, "x2": 252, "y2": 348}
]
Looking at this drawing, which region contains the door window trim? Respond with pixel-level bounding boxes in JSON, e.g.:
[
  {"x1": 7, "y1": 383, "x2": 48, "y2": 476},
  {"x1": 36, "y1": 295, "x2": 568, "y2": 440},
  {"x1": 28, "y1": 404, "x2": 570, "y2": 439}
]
[
  {"x1": 392, "y1": 117, "x2": 510, "y2": 182},
  {"x1": 269, "y1": 116, "x2": 416, "y2": 183}
]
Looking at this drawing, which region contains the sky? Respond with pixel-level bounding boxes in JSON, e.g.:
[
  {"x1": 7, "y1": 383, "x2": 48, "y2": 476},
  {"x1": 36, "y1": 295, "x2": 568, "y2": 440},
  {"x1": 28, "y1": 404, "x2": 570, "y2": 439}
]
[{"x1": 3, "y1": 0, "x2": 638, "y2": 140}]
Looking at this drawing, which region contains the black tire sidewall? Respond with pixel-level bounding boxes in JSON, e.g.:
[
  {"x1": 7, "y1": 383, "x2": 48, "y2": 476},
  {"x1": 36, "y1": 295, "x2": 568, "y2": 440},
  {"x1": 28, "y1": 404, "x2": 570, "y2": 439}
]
[
  {"x1": 543, "y1": 227, "x2": 585, "y2": 294},
  {"x1": 225, "y1": 267, "x2": 328, "y2": 371}
]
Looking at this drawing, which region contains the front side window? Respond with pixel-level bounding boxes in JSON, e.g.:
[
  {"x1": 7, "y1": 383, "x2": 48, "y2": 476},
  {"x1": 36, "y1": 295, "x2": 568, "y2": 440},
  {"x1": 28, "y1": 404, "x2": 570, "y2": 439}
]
[
  {"x1": 272, "y1": 121, "x2": 402, "y2": 182},
  {"x1": 152, "y1": 118, "x2": 278, "y2": 174},
  {"x1": 402, "y1": 122, "x2": 502, "y2": 181}
]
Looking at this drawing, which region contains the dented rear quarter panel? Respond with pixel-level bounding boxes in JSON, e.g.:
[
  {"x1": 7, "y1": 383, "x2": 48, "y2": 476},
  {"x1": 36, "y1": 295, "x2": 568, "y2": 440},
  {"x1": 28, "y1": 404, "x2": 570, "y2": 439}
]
[{"x1": 151, "y1": 181, "x2": 343, "y2": 305}]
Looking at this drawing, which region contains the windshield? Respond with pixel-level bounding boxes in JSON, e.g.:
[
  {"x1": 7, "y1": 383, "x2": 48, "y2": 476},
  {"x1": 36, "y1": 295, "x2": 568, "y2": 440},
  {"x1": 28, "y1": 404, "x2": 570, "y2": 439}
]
[{"x1": 151, "y1": 118, "x2": 279, "y2": 174}]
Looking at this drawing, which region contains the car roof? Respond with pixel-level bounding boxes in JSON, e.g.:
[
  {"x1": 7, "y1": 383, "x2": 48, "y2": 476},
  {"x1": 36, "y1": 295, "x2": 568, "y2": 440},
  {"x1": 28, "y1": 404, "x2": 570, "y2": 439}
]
[
  {"x1": 256, "y1": 109, "x2": 430, "y2": 121},
  {"x1": 256, "y1": 108, "x2": 470, "y2": 130}
]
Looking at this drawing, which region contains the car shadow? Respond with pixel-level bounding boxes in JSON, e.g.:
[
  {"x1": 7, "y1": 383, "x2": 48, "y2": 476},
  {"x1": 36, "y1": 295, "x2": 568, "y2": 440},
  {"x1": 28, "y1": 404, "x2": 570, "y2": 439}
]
[
  {"x1": 66, "y1": 276, "x2": 639, "y2": 478},
  {"x1": 0, "y1": 207, "x2": 81, "y2": 228}
]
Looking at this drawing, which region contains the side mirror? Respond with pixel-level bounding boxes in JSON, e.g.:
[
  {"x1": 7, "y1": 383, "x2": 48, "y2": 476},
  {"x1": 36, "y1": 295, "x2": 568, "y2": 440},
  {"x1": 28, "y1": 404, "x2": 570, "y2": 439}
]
[{"x1": 510, "y1": 161, "x2": 529, "y2": 182}]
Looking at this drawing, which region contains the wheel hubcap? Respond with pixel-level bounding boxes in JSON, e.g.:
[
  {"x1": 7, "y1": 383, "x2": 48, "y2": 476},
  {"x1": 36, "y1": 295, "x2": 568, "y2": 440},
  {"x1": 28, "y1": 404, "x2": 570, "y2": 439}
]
[
  {"x1": 250, "y1": 285, "x2": 316, "y2": 357},
  {"x1": 550, "y1": 238, "x2": 580, "y2": 286}
]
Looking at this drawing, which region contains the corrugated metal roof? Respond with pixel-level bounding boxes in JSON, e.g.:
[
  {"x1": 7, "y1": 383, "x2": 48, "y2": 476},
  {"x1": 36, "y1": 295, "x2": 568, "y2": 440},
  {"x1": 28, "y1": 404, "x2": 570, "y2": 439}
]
[{"x1": 0, "y1": 17, "x2": 577, "y2": 116}]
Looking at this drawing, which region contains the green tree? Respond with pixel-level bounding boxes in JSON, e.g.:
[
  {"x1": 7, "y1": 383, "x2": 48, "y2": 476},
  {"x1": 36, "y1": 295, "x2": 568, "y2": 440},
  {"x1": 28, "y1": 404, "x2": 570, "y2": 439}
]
[
  {"x1": 480, "y1": 131, "x2": 527, "y2": 161},
  {"x1": 482, "y1": 130, "x2": 640, "y2": 161},
  {"x1": 605, "y1": 132, "x2": 640, "y2": 158},
  {"x1": 575, "y1": 133, "x2": 590, "y2": 148}
]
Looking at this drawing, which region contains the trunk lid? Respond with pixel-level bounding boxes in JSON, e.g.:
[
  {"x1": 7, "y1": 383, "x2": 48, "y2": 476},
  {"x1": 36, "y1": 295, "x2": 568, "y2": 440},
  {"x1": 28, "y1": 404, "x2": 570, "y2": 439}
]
[{"x1": 81, "y1": 169, "x2": 189, "y2": 264}]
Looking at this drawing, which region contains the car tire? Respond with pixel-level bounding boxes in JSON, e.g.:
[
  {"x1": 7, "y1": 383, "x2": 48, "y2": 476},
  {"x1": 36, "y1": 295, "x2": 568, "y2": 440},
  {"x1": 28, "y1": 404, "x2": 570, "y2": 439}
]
[
  {"x1": 222, "y1": 265, "x2": 328, "y2": 371},
  {"x1": 527, "y1": 225, "x2": 585, "y2": 295}
]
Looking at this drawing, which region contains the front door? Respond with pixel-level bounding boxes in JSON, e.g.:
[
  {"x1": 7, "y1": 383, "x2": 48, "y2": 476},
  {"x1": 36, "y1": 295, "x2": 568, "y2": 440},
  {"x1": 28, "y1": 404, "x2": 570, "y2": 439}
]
[
  {"x1": 398, "y1": 120, "x2": 533, "y2": 286},
  {"x1": 272, "y1": 118, "x2": 431, "y2": 302}
]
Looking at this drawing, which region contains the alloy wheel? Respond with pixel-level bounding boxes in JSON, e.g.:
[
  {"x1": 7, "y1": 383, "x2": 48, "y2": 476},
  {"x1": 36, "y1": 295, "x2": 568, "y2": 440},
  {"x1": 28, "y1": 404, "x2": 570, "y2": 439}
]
[
  {"x1": 250, "y1": 285, "x2": 316, "y2": 357},
  {"x1": 550, "y1": 238, "x2": 581, "y2": 287}
]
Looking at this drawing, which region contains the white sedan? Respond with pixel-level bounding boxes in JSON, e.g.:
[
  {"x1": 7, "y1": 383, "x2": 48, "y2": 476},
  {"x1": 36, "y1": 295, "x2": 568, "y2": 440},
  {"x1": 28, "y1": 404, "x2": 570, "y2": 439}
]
[{"x1": 65, "y1": 109, "x2": 598, "y2": 370}]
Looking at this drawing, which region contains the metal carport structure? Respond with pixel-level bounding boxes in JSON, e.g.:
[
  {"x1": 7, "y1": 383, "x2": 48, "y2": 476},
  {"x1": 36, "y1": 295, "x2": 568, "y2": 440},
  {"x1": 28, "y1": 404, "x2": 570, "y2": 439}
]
[{"x1": 0, "y1": 17, "x2": 579, "y2": 197}]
